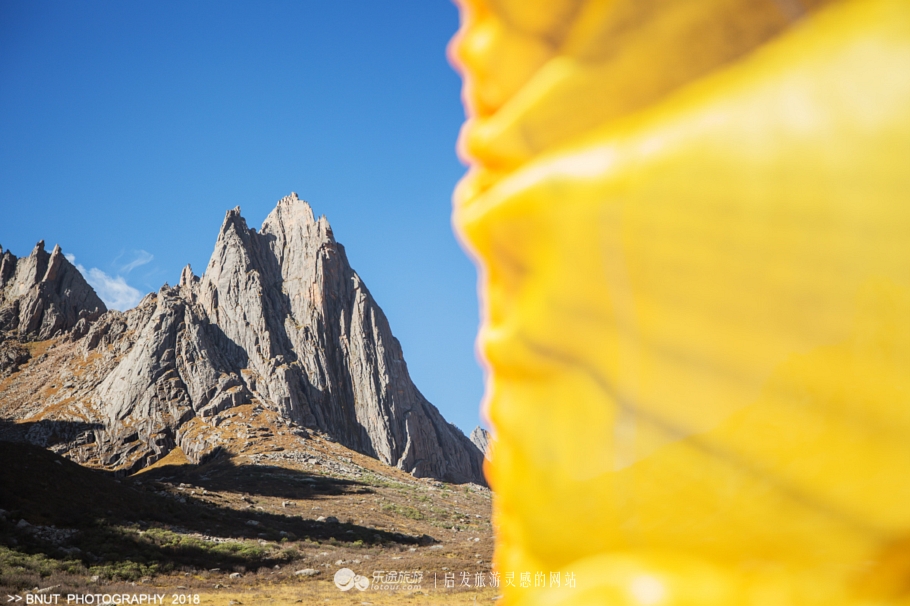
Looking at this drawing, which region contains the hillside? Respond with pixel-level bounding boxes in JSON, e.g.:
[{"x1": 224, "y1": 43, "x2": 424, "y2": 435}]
[{"x1": 0, "y1": 414, "x2": 494, "y2": 602}]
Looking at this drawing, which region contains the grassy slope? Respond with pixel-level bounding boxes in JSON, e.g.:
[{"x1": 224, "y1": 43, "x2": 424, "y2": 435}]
[{"x1": 0, "y1": 431, "x2": 496, "y2": 604}]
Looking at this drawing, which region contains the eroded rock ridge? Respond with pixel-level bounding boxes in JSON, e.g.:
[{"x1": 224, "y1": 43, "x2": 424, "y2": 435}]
[
  {"x1": 0, "y1": 194, "x2": 484, "y2": 484},
  {"x1": 0, "y1": 241, "x2": 106, "y2": 341}
]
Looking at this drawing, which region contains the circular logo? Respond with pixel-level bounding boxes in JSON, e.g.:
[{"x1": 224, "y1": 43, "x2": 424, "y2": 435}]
[{"x1": 334, "y1": 568, "x2": 369, "y2": 591}]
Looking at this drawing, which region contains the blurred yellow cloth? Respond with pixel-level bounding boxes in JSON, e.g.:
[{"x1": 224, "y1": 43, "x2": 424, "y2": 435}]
[{"x1": 450, "y1": 0, "x2": 910, "y2": 603}]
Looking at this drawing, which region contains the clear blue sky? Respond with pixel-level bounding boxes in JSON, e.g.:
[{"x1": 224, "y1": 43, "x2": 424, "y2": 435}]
[{"x1": 0, "y1": 1, "x2": 488, "y2": 435}]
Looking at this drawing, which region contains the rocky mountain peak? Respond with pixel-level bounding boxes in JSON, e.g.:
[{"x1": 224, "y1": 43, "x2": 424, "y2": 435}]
[
  {"x1": 0, "y1": 194, "x2": 485, "y2": 485},
  {"x1": 0, "y1": 241, "x2": 105, "y2": 341},
  {"x1": 470, "y1": 427, "x2": 491, "y2": 458},
  {"x1": 270, "y1": 192, "x2": 316, "y2": 225},
  {"x1": 178, "y1": 264, "x2": 197, "y2": 288}
]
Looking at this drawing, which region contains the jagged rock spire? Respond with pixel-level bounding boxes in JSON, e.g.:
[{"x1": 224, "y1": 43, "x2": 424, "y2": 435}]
[
  {"x1": 471, "y1": 427, "x2": 491, "y2": 458},
  {"x1": 0, "y1": 243, "x2": 106, "y2": 340},
  {"x1": 190, "y1": 194, "x2": 485, "y2": 483},
  {"x1": 10, "y1": 194, "x2": 485, "y2": 483},
  {"x1": 178, "y1": 264, "x2": 197, "y2": 288}
]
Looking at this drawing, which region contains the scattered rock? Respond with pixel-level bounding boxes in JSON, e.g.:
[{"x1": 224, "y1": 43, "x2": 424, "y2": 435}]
[
  {"x1": 0, "y1": 341, "x2": 30, "y2": 375},
  {"x1": 294, "y1": 569, "x2": 320, "y2": 576}
]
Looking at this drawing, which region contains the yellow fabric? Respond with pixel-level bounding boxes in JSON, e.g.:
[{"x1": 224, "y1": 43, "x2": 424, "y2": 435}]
[{"x1": 450, "y1": 0, "x2": 910, "y2": 603}]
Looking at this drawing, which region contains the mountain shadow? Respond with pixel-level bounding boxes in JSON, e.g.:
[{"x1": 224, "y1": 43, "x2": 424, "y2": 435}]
[{"x1": 0, "y1": 437, "x2": 436, "y2": 591}]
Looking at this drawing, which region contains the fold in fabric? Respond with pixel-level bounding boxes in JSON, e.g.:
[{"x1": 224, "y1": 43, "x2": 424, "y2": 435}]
[{"x1": 450, "y1": 0, "x2": 910, "y2": 603}]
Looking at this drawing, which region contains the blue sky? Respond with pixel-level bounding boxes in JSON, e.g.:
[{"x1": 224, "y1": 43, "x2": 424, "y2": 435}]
[{"x1": 0, "y1": 1, "x2": 488, "y2": 434}]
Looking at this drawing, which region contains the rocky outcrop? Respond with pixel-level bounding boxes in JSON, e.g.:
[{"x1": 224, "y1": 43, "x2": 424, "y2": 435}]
[
  {"x1": 84, "y1": 286, "x2": 253, "y2": 470},
  {"x1": 470, "y1": 427, "x2": 490, "y2": 458},
  {"x1": 0, "y1": 241, "x2": 106, "y2": 341},
  {"x1": 0, "y1": 195, "x2": 485, "y2": 484},
  {"x1": 0, "y1": 340, "x2": 29, "y2": 376}
]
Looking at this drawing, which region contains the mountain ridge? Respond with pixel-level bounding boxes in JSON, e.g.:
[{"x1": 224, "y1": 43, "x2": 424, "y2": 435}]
[
  {"x1": 0, "y1": 193, "x2": 485, "y2": 485},
  {"x1": 0, "y1": 240, "x2": 106, "y2": 341}
]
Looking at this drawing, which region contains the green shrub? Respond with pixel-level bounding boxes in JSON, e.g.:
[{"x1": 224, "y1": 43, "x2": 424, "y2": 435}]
[{"x1": 380, "y1": 503, "x2": 425, "y2": 520}]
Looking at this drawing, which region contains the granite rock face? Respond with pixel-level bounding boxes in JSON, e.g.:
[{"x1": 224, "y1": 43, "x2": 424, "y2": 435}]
[
  {"x1": 0, "y1": 241, "x2": 106, "y2": 341},
  {"x1": 470, "y1": 426, "x2": 491, "y2": 458},
  {"x1": 83, "y1": 286, "x2": 253, "y2": 468},
  {"x1": 0, "y1": 195, "x2": 485, "y2": 484}
]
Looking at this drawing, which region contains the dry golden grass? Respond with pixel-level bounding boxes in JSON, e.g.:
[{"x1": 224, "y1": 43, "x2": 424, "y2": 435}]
[{"x1": 136, "y1": 445, "x2": 193, "y2": 473}]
